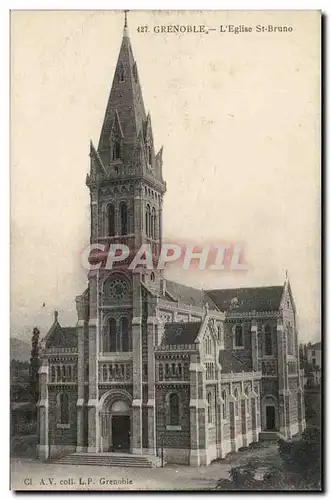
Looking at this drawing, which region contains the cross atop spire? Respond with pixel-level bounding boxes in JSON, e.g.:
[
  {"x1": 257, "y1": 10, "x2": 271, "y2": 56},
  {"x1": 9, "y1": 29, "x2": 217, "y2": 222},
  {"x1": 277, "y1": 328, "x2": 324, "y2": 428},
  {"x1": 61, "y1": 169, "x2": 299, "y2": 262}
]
[{"x1": 123, "y1": 10, "x2": 129, "y2": 36}]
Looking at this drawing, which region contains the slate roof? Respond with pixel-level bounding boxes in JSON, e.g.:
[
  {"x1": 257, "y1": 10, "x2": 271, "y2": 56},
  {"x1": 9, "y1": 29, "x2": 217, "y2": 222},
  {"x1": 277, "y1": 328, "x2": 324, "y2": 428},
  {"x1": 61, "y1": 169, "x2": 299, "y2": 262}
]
[
  {"x1": 205, "y1": 286, "x2": 284, "y2": 313},
  {"x1": 165, "y1": 280, "x2": 219, "y2": 310},
  {"x1": 219, "y1": 350, "x2": 253, "y2": 373},
  {"x1": 162, "y1": 322, "x2": 202, "y2": 346},
  {"x1": 46, "y1": 324, "x2": 77, "y2": 348}
]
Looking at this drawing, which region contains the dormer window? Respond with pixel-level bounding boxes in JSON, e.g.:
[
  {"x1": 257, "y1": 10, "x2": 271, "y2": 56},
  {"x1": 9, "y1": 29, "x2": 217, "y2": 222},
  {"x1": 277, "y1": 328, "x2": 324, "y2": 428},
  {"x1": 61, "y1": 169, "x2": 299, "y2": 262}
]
[{"x1": 111, "y1": 140, "x2": 121, "y2": 161}]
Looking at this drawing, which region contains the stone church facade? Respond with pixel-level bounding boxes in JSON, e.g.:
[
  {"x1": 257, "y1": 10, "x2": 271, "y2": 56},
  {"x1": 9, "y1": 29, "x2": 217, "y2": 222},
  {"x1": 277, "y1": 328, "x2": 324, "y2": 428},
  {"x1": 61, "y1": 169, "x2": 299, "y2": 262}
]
[{"x1": 37, "y1": 20, "x2": 305, "y2": 466}]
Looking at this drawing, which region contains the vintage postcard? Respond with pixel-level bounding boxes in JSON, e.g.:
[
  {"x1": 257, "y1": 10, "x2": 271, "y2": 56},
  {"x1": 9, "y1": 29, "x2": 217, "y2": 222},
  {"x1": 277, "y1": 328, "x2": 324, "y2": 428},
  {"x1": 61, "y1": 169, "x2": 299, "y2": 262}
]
[{"x1": 10, "y1": 10, "x2": 321, "y2": 491}]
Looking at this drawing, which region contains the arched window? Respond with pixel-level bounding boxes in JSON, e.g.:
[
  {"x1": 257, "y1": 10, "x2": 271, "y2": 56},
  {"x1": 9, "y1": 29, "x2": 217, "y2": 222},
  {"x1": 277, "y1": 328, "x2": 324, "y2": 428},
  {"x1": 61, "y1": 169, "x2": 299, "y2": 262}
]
[
  {"x1": 207, "y1": 391, "x2": 213, "y2": 424},
  {"x1": 51, "y1": 366, "x2": 56, "y2": 382},
  {"x1": 120, "y1": 317, "x2": 129, "y2": 352},
  {"x1": 169, "y1": 393, "x2": 179, "y2": 425},
  {"x1": 146, "y1": 204, "x2": 151, "y2": 238},
  {"x1": 264, "y1": 324, "x2": 273, "y2": 356},
  {"x1": 60, "y1": 393, "x2": 69, "y2": 424},
  {"x1": 222, "y1": 390, "x2": 227, "y2": 419},
  {"x1": 111, "y1": 137, "x2": 121, "y2": 161},
  {"x1": 171, "y1": 363, "x2": 176, "y2": 377},
  {"x1": 151, "y1": 207, "x2": 156, "y2": 239},
  {"x1": 165, "y1": 363, "x2": 170, "y2": 378},
  {"x1": 120, "y1": 202, "x2": 128, "y2": 235},
  {"x1": 107, "y1": 204, "x2": 115, "y2": 236},
  {"x1": 108, "y1": 317, "x2": 117, "y2": 352},
  {"x1": 234, "y1": 325, "x2": 244, "y2": 348},
  {"x1": 178, "y1": 363, "x2": 182, "y2": 378}
]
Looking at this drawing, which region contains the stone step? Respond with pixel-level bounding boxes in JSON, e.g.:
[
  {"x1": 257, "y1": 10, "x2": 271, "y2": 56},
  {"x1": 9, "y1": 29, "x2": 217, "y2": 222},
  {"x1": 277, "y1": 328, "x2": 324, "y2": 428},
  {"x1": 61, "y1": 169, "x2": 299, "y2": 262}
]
[
  {"x1": 259, "y1": 431, "x2": 287, "y2": 442},
  {"x1": 53, "y1": 452, "x2": 162, "y2": 468}
]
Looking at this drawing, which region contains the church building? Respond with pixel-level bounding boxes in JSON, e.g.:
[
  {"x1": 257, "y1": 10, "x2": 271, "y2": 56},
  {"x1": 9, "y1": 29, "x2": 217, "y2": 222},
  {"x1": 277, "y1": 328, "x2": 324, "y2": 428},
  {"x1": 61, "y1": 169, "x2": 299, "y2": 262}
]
[{"x1": 37, "y1": 18, "x2": 305, "y2": 466}]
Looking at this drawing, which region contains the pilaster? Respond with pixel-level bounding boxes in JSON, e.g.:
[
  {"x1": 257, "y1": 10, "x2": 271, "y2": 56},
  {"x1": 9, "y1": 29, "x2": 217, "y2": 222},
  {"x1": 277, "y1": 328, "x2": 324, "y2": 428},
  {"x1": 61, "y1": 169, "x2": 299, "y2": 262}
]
[{"x1": 37, "y1": 359, "x2": 49, "y2": 460}]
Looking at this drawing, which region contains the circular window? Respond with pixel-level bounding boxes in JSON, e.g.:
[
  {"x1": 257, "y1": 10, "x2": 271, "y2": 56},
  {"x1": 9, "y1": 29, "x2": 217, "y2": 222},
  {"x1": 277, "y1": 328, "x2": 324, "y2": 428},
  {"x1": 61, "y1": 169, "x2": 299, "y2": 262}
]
[{"x1": 105, "y1": 278, "x2": 130, "y2": 301}]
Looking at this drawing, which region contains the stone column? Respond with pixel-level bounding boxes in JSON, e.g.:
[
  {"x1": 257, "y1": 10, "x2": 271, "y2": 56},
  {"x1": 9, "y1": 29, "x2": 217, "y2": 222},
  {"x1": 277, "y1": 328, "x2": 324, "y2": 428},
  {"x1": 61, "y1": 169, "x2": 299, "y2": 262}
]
[
  {"x1": 87, "y1": 318, "x2": 99, "y2": 452},
  {"x1": 131, "y1": 316, "x2": 143, "y2": 454},
  {"x1": 76, "y1": 318, "x2": 85, "y2": 452},
  {"x1": 189, "y1": 357, "x2": 206, "y2": 466},
  {"x1": 251, "y1": 394, "x2": 259, "y2": 442},
  {"x1": 146, "y1": 316, "x2": 158, "y2": 455},
  {"x1": 277, "y1": 318, "x2": 290, "y2": 437},
  {"x1": 229, "y1": 399, "x2": 237, "y2": 452},
  {"x1": 37, "y1": 358, "x2": 49, "y2": 460},
  {"x1": 241, "y1": 395, "x2": 248, "y2": 447}
]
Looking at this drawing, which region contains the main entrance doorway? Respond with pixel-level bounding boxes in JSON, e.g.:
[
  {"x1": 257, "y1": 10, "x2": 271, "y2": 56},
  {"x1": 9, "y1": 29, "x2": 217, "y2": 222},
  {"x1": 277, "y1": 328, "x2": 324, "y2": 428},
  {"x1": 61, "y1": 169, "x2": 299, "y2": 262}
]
[
  {"x1": 111, "y1": 415, "x2": 130, "y2": 452},
  {"x1": 266, "y1": 405, "x2": 276, "y2": 430}
]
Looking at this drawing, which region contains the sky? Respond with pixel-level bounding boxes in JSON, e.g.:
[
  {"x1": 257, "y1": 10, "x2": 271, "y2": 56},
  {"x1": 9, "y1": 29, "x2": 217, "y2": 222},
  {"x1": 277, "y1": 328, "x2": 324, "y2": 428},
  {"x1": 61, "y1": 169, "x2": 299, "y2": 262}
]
[{"x1": 11, "y1": 10, "x2": 320, "y2": 343}]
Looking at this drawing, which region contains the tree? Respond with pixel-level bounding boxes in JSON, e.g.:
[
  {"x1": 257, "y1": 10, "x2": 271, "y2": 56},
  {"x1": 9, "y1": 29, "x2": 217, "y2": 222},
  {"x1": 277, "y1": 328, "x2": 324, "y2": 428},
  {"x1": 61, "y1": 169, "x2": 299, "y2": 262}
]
[{"x1": 30, "y1": 327, "x2": 40, "y2": 406}]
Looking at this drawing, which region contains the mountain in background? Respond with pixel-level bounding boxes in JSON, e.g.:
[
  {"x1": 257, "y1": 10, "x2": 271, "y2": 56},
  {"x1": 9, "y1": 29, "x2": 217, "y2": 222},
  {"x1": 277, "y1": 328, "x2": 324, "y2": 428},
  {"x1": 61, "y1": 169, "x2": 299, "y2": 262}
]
[{"x1": 11, "y1": 337, "x2": 31, "y2": 361}]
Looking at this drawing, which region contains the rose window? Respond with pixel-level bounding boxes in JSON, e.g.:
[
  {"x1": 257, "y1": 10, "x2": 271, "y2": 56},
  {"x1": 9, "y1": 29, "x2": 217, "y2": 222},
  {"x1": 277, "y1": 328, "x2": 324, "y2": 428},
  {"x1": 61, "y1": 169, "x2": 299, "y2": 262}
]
[{"x1": 106, "y1": 279, "x2": 130, "y2": 301}]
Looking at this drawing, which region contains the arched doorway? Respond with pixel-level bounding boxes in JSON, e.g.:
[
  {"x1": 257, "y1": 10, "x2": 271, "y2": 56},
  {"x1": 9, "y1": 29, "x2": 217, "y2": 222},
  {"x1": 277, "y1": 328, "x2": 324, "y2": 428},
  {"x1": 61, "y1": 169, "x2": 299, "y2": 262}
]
[
  {"x1": 99, "y1": 390, "x2": 132, "y2": 453},
  {"x1": 262, "y1": 395, "x2": 278, "y2": 431}
]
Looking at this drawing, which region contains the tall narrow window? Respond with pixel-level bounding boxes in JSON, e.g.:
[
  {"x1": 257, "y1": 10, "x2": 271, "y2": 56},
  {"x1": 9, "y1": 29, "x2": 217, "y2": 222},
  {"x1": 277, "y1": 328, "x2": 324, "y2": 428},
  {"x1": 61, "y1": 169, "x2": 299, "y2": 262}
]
[
  {"x1": 146, "y1": 204, "x2": 151, "y2": 238},
  {"x1": 264, "y1": 324, "x2": 273, "y2": 356},
  {"x1": 120, "y1": 202, "x2": 128, "y2": 235},
  {"x1": 60, "y1": 393, "x2": 69, "y2": 424},
  {"x1": 148, "y1": 145, "x2": 152, "y2": 165},
  {"x1": 287, "y1": 324, "x2": 294, "y2": 355},
  {"x1": 108, "y1": 318, "x2": 117, "y2": 352},
  {"x1": 234, "y1": 325, "x2": 244, "y2": 348},
  {"x1": 120, "y1": 317, "x2": 129, "y2": 352},
  {"x1": 151, "y1": 207, "x2": 156, "y2": 239},
  {"x1": 107, "y1": 203, "x2": 115, "y2": 236},
  {"x1": 169, "y1": 393, "x2": 179, "y2": 425},
  {"x1": 111, "y1": 139, "x2": 121, "y2": 161}
]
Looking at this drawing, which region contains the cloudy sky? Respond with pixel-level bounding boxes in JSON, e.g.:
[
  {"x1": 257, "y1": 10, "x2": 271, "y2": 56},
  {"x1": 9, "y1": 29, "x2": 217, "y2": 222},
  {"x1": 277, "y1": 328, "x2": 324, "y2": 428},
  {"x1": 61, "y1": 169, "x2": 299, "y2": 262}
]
[{"x1": 11, "y1": 10, "x2": 320, "y2": 342}]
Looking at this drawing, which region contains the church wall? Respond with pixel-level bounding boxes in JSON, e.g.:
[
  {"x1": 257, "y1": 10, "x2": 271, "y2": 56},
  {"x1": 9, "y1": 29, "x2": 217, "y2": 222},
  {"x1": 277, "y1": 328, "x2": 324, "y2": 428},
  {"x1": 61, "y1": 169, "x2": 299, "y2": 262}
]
[
  {"x1": 48, "y1": 387, "x2": 77, "y2": 457},
  {"x1": 155, "y1": 384, "x2": 190, "y2": 464}
]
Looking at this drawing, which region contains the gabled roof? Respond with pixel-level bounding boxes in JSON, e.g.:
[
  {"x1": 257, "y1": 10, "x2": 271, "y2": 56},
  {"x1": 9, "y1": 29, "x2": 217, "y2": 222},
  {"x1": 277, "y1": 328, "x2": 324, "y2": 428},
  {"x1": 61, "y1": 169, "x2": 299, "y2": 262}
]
[
  {"x1": 165, "y1": 280, "x2": 219, "y2": 311},
  {"x1": 46, "y1": 324, "x2": 77, "y2": 349},
  {"x1": 219, "y1": 350, "x2": 253, "y2": 373},
  {"x1": 162, "y1": 322, "x2": 201, "y2": 346},
  {"x1": 205, "y1": 286, "x2": 284, "y2": 313},
  {"x1": 311, "y1": 341, "x2": 321, "y2": 350}
]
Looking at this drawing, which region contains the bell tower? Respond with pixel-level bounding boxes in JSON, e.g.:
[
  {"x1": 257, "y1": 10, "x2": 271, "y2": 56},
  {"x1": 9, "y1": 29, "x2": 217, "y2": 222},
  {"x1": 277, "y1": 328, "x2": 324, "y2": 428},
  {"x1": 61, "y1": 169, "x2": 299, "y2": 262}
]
[{"x1": 85, "y1": 14, "x2": 166, "y2": 454}]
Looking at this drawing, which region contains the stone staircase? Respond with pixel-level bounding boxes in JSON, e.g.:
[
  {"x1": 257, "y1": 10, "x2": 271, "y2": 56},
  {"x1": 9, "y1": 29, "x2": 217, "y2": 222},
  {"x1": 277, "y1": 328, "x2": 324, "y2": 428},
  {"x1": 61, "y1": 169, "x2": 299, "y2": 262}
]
[
  {"x1": 53, "y1": 452, "x2": 162, "y2": 468},
  {"x1": 259, "y1": 431, "x2": 288, "y2": 442}
]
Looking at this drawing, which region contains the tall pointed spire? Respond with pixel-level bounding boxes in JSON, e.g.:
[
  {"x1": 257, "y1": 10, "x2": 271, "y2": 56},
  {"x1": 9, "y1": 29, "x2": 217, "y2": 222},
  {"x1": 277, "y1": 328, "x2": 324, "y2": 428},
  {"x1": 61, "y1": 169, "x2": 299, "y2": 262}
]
[{"x1": 97, "y1": 12, "x2": 146, "y2": 166}]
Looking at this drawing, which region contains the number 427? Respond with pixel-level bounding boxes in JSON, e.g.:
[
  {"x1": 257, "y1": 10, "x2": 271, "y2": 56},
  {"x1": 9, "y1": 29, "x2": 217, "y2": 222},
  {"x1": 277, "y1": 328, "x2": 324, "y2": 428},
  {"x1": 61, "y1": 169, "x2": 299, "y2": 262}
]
[{"x1": 137, "y1": 26, "x2": 148, "y2": 33}]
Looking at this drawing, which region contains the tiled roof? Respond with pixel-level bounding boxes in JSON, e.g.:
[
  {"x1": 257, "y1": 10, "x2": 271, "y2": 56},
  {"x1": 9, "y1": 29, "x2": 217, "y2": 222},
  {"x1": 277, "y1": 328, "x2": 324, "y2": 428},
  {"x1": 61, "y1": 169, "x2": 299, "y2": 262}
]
[
  {"x1": 46, "y1": 324, "x2": 77, "y2": 348},
  {"x1": 205, "y1": 286, "x2": 284, "y2": 313},
  {"x1": 165, "y1": 280, "x2": 219, "y2": 310},
  {"x1": 162, "y1": 322, "x2": 202, "y2": 346},
  {"x1": 219, "y1": 350, "x2": 252, "y2": 373}
]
